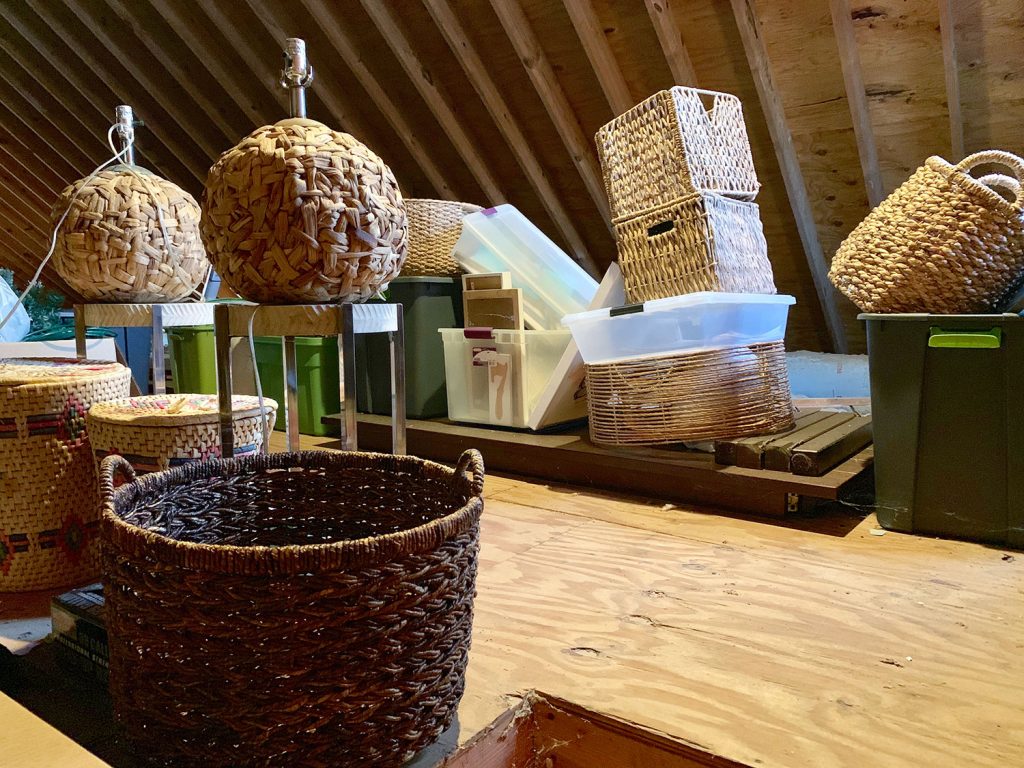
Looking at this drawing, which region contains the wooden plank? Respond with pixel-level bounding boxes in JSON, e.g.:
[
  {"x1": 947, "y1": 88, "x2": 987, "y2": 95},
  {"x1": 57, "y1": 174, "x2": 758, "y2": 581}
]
[
  {"x1": 828, "y1": 0, "x2": 884, "y2": 207},
  {"x1": 0, "y1": 693, "x2": 110, "y2": 767},
  {"x1": 791, "y1": 414, "x2": 872, "y2": 476},
  {"x1": 562, "y1": 0, "x2": 634, "y2": 114},
  {"x1": 489, "y1": 0, "x2": 612, "y2": 223},
  {"x1": 762, "y1": 411, "x2": 855, "y2": 471},
  {"x1": 728, "y1": 0, "x2": 849, "y2": 353},
  {"x1": 938, "y1": 0, "x2": 965, "y2": 161},
  {"x1": 358, "y1": 0, "x2": 506, "y2": 203},
  {"x1": 644, "y1": 0, "x2": 697, "y2": 86},
  {"x1": 716, "y1": 410, "x2": 836, "y2": 469},
  {"x1": 290, "y1": 0, "x2": 459, "y2": 200},
  {"x1": 422, "y1": 0, "x2": 600, "y2": 277}
]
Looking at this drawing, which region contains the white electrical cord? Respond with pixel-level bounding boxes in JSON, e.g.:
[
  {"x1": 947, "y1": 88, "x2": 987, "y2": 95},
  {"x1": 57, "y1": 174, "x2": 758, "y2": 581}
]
[{"x1": 247, "y1": 307, "x2": 271, "y2": 454}]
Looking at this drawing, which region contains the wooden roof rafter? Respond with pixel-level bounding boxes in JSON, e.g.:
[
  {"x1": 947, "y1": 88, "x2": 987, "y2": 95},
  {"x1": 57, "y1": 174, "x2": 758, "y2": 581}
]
[
  {"x1": 644, "y1": 0, "x2": 698, "y2": 86},
  {"x1": 938, "y1": 0, "x2": 965, "y2": 161},
  {"x1": 562, "y1": 0, "x2": 634, "y2": 115}
]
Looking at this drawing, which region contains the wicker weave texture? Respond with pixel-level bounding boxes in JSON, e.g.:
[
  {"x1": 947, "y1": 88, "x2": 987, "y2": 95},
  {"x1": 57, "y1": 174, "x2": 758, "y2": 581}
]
[
  {"x1": 597, "y1": 88, "x2": 760, "y2": 220},
  {"x1": 403, "y1": 199, "x2": 482, "y2": 277},
  {"x1": 0, "y1": 359, "x2": 131, "y2": 592},
  {"x1": 52, "y1": 166, "x2": 209, "y2": 303},
  {"x1": 202, "y1": 118, "x2": 408, "y2": 304},
  {"x1": 830, "y1": 151, "x2": 1024, "y2": 313},
  {"x1": 614, "y1": 193, "x2": 776, "y2": 303},
  {"x1": 101, "y1": 449, "x2": 484, "y2": 767},
  {"x1": 585, "y1": 342, "x2": 793, "y2": 445},
  {"x1": 88, "y1": 394, "x2": 277, "y2": 474}
]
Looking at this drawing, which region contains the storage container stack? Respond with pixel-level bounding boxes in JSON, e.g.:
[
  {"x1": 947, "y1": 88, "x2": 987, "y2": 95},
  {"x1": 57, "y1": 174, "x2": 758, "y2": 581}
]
[{"x1": 574, "y1": 86, "x2": 795, "y2": 445}]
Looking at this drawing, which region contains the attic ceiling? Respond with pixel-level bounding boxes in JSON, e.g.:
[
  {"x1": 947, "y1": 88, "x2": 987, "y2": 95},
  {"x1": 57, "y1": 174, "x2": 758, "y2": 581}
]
[{"x1": 0, "y1": 0, "x2": 1021, "y2": 352}]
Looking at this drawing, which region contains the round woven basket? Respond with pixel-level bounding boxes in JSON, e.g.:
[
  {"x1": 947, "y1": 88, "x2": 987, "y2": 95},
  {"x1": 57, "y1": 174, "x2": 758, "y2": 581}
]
[
  {"x1": 201, "y1": 117, "x2": 408, "y2": 304},
  {"x1": 403, "y1": 199, "x2": 483, "y2": 277},
  {"x1": 585, "y1": 341, "x2": 794, "y2": 445},
  {"x1": 830, "y1": 150, "x2": 1024, "y2": 313},
  {"x1": 52, "y1": 166, "x2": 209, "y2": 303},
  {"x1": 0, "y1": 358, "x2": 131, "y2": 592},
  {"x1": 88, "y1": 394, "x2": 277, "y2": 476},
  {"x1": 101, "y1": 448, "x2": 484, "y2": 767}
]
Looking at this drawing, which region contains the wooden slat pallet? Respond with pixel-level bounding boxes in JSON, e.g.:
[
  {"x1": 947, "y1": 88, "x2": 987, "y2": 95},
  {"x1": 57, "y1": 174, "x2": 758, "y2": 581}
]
[
  {"x1": 323, "y1": 413, "x2": 874, "y2": 518},
  {"x1": 715, "y1": 410, "x2": 873, "y2": 477}
]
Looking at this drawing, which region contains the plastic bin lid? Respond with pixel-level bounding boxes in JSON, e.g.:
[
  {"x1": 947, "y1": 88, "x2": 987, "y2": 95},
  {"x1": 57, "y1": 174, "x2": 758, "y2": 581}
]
[{"x1": 562, "y1": 292, "x2": 795, "y2": 324}]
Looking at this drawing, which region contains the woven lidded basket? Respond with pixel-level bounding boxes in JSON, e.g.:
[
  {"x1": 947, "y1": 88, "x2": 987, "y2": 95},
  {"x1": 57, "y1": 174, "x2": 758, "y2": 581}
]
[
  {"x1": 101, "y1": 449, "x2": 484, "y2": 767},
  {"x1": 830, "y1": 150, "x2": 1024, "y2": 313},
  {"x1": 88, "y1": 394, "x2": 277, "y2": 475},
  {"x1": 585, "y1": 342, "x2": 794, "y2": 446},
  {"x1": 597, "y1": 87, "x2": 760, "y2": 220},
  {"x1": 52, "y1": 166, "x2": 209, "y2": 302},
  {"x1": 614, "y1": 192, "x2": 776, "y2": 303},
  {"x1": 0, "y1": 358, "x2": 131, "y2": 592},
  {"x1": 403, "y1": 199, "x2": 483, "y2": 277},
  {"x1": 202, "y1": 117, "x2": 408, "y2": 304}
]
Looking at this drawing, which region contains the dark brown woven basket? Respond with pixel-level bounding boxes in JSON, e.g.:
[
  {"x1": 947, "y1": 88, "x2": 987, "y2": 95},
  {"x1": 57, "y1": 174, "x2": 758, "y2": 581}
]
[{"x1": 100, "y1": 449, "x2": 485, "y2": 768}]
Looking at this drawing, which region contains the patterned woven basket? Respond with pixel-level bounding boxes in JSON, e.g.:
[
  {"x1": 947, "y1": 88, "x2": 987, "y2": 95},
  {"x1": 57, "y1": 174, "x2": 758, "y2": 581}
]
[
  {"x1": 0, "y1": 358, "x2": 131, "y2": 592},
  {"x1": 101, "y1": 448, "x2": 484, "y2": 767},
  {"x1": 403, "y1": 199, "x2": 483, "y2": 277},
  {"x1": 52, "y1": 166, "x2": 209, "y2": 303},
  {"x1": 202, "y1": 117, "x2": 408, "y2": 304},
  {"x1": 597, "y1": 87, "x2": 760, "y2": 220},
  {"x1": 614, "y1": 193, "x2": 776, "y2": 303},
  {"x1": 88, "y1": 394, "x2": 277, "y2": 476},
  {"x1": 830, "y1": 150, "x2": 1024, "y2": 313},
  {"x1": 585, "y1": 342, "x2": 793, "y2": 445}
]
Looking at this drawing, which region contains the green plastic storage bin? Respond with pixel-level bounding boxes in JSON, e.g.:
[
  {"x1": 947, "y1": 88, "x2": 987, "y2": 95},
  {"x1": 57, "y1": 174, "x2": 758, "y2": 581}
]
[
  {"x1": 167, "y1": 325, "x2": 218, "y2": 395},
  {"x1": 863, "y1": 313, "x2": 1024, "y2": 546},
  {"x1": 357, "y1": 277, "x2": 463, "y2": 419},
  {"x1": 254, "y1": 337, "x2": 339, "y2": 437}
]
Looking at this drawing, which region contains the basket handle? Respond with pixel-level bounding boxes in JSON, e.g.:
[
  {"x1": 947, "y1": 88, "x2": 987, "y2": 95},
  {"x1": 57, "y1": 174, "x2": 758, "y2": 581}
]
[
  {"x1": 100, "y1": 455, "x2": 137, "y2": 504},
  {"x1": 955, "y1": 151, "x2": 1024, "y2": 206},
  {"x1": 976, "y1": 174, "x2": 1022, "y2": 202},
  {"x1": 454, "y1": 449, "x2": 485, "y2": 496}
]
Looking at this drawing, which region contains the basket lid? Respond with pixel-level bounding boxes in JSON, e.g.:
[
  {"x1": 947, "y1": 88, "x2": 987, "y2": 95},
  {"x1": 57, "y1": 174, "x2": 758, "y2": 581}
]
[
  {"x1": 89, "y1": 394, "x2": 277, "y2": 427},
  {"x1": 0, "y1": 358, "x2": 126, "y2": 387}
]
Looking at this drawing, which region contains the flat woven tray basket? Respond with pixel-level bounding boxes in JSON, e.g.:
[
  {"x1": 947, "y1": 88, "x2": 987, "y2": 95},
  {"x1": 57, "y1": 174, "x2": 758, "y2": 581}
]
[
  {"x1": 404, "y1": 199, "x2": 483, "y2": 277},
  {"x1": 585, "y1": 341, "x2": 794, "y2": 445},
  {"x1": 0, "y1": 358, "x2": 131, "y2": 592},
  {"x1": 613, "y1": 192, "x2": 776, "y2": 303},
  {"x1": 88, "y1": 394, "x2": 277, "y2": 474},
  {"x1": 101, "y1": 449, "x2": 485, "y2": 767}
]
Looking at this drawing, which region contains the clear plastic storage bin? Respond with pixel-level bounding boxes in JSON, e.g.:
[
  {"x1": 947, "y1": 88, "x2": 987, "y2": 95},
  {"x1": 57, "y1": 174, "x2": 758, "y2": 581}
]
[
  {"x1": 439, "y1": 328, "x2": 577, "y2": 428},
  {"x1": 453, "y1": 205, "x2": 597, "y2": 330},
  {"x1": 562, "y1": 292, "x2": 795, "y2": 364}
]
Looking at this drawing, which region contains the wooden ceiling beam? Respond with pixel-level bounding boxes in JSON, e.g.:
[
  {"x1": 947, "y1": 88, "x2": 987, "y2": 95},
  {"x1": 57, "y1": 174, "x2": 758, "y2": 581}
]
[
  {"x1": 0, "y1": 157, "x2": 52, "y2": 213},
  {"x1": 562, "y1": 0, "x2": 634, "y2": 115},
  {"x1": 829, "y1": 0, "x2": 884, "y2": 207},
  {"x1": 0, "y1": 143, "x2": 61, "y2": 206},
  {"x1": 644, "y1": 0, "x2": 697, "y2": 86},
  {"x1": 938, "y1": 0, "x2": 965, "y2": 160},
  {"x1": 22, "y1": 1, "x2": 207, "y2": 187},
  {"x1": 422, "y1": 0, "x2": 600, "y2": 277},
  {"x1": 358, "y1": 0, "x2": 505, "y2": 204},
  {"x1": 290, "y1": 0, "x2": 458, "y2": 200},
  {"x1": 0, "y1": 102, "x2": 76, "y2": 190},
  {"x1": 0, "y1": 176, "x2": 49, "y2": 235},
  {"x1": 489, "y1": 0, "x2": 611, "y2": 224},
  {"x1": 729, "y1": 0, "x2": 848, "y2": 353},
  {"x1": 0, "y1": 5, "x2": 184, "y2": 181}
]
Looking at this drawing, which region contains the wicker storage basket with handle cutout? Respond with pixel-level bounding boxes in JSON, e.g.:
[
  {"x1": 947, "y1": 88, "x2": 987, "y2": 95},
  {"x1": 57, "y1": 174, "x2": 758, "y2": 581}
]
[
  {"x1": 830, "y1": 150, "x2": 1024, "y2": 313},
  {"x1": 201, "y1": 118, "x2": 408, "y2": 304},
  {"x1": 403, "y1": 199, "x2": 483, "y2": 277},
  {"x1": 0, "y1": 358, "x2": 131, "y2": 592},
  {"x1": 596, "y1": 87, "x2": 760, "y2": 220},
  {"x1": 101, "y1": 449, "x2": 484, "y2": 767}
]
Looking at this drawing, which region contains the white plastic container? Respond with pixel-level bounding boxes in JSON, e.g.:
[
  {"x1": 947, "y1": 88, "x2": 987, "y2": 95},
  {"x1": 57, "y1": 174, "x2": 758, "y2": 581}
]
[
  {"x1": 562, "y1": 292, "x2": 795, "y2": 364},
  {"x1": 453, "y1": 204, "x2": 598, "y2": 330},
  {"x1": 439, "y1": 328, "x2": 584, "y2": 428}
]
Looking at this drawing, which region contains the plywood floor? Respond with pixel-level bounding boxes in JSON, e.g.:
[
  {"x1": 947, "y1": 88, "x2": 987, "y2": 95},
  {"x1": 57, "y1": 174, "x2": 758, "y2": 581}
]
[{"x1": 2, "y1": 433, "x2": 1022, "y2": 767}]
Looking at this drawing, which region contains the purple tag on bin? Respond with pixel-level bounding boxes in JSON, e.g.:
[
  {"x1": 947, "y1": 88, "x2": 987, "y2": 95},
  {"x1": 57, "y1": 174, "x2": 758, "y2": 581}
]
[
  {"x1": 463, "y1": 327, "x2": 495, "y2": 340},
  {"x1": 482, "y1": 207, "x2": 498, "y2": 216}
]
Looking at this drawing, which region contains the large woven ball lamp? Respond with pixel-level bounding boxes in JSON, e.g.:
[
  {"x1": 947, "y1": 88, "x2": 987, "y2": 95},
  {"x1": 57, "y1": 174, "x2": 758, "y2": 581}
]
[
  {"x1": 51, "y1": 107, "x2": 208, "y2": 303},
  {"x1": 200, "y1": 39, "x2": 407, "y2": 304}
]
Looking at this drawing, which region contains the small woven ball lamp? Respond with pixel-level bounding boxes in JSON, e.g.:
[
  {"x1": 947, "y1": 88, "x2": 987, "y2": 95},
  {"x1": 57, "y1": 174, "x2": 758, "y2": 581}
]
[
  {"x1": 201, "y1": 38, "x2": 408, "y2": 304},
  {"x1": 51, "y1": 106, "x2": 209, "y2": 303}
]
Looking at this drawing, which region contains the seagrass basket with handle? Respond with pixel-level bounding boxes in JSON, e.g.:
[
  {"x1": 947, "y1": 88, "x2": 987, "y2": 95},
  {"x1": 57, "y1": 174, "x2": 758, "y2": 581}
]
[
  {"x1": 403, "y1": 199, "x2": 483, "y2": 277},
  {"x1": 830, "y1": 150, "x2": 1024, "y2": 313},
  {"x1": 101, "y1": 448, "x2": 484, "y2": 767}
]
